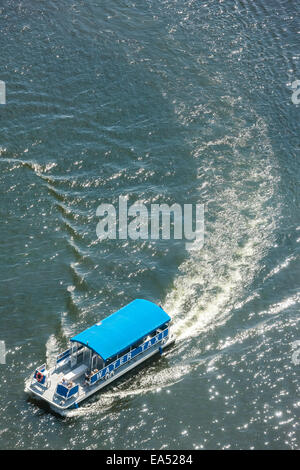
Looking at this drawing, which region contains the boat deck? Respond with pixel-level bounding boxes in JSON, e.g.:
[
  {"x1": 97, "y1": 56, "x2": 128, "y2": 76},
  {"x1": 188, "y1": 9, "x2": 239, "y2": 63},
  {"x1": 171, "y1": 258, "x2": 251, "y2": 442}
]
[{"x1": 28, "y1": 360, "x2": 89, "y2": 409}]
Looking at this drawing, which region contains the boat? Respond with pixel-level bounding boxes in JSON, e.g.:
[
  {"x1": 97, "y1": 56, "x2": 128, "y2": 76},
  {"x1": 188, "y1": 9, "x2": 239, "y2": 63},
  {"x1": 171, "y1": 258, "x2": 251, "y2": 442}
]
[{"x1": 25, "y1": 299, "x2": 174, "y2": 415}]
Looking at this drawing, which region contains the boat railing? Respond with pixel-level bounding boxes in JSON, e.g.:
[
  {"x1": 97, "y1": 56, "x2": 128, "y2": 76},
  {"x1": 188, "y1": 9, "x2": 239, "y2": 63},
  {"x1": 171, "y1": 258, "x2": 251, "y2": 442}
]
[
  {"x1": 56, "y1": 348, "x2": 71, "y2": 367},
  {"x1": 55, "y1": 344, "x2": 85, "y2": 369},
  {"x1": 89, "y1": 325, "x2": 169, "y2": 386}
]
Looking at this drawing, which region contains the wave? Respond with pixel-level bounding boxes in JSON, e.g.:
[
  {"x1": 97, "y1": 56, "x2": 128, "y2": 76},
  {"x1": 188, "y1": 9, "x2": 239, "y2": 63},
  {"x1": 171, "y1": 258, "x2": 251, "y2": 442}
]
[{"x1": 164, "y1": 114, "x2": 280, "y2": 341}]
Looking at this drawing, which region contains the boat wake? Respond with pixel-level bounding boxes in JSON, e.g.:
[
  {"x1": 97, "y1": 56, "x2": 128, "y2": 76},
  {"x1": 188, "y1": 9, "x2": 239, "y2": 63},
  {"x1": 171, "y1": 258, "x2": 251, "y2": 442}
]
[
  {"x1": 61, "y1": 362, "x2": 190, "y2": 417},
  {"x1": 44, "y1": 110, "x2": 281, "y2": 417},
  {"x1": 164, "y1": 115, "x2": 280, "y2": 343}
]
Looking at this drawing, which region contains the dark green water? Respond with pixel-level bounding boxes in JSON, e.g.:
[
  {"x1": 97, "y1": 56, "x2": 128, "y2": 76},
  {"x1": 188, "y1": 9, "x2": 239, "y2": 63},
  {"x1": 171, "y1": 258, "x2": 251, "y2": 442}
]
[{"x1": 0, "y1": 0, "x2": 299, "y2": 450}]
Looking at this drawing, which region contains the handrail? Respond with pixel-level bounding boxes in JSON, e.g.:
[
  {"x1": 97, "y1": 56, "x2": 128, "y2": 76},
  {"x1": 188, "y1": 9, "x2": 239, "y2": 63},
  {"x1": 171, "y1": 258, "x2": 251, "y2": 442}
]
[
  {"x1": 56, "y1": 348, "x2": 71, "y2": 364},
  {"x1": 56, "y1": 344, "x2": 85, "y2": 366}
]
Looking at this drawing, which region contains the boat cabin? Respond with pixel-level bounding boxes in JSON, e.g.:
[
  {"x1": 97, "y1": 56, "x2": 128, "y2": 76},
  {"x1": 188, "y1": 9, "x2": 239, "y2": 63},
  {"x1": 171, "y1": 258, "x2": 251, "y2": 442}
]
[{"x1": 27, "y1": 299, "x2": 171, "y2": 412}]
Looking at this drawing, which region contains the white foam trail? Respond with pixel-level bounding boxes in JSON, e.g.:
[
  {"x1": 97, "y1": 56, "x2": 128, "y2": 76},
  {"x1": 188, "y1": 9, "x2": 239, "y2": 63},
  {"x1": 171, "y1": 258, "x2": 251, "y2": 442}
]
[
  {"x1": 263, "y1": 254, "x2": 297, "y2": 281},
  {"x1": 164, "y1": 116, "x2": 280, "y2": 342},
  {"x1": 56, "y1": 114, "x2": 281, "y2": 416},
  {"x1": 65, "y1": 116, "x2": 281, "y2": 416},
  {"x1": 260, "y1": 293, "x2": 300, "y2": 317},
  {"x1": 45, "y1": 334, "x2": 60, "y2": 368}
]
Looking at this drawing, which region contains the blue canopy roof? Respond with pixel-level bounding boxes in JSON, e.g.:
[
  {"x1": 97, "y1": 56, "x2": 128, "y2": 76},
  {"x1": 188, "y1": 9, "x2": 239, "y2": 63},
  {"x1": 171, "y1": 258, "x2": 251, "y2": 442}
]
[{"x1": 70, "y1": 299, "x2": 170, "y2": 361}]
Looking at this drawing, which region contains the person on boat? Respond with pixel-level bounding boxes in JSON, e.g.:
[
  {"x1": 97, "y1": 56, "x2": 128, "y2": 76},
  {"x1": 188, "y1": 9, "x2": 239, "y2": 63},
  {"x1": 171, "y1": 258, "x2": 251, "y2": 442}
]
[
  {"x1": 61, "y1": 377, "x2": 68, "y2": 386},
  {"x1": 83, "y1": 372, "x2": 92, "y2": 386}
]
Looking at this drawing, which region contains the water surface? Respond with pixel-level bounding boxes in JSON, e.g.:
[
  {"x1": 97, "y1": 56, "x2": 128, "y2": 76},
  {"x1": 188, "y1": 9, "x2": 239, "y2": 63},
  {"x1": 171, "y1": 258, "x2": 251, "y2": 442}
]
[{"x1": 0, "y1": 0, "x2": 299, "y2": 449}]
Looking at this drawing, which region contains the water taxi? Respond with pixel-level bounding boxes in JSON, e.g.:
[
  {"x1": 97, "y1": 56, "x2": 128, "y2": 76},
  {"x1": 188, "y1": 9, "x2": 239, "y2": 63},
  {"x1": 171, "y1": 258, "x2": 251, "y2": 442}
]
[{"x1": 25, "y1": 299, "x2": 173, "y2": 415}]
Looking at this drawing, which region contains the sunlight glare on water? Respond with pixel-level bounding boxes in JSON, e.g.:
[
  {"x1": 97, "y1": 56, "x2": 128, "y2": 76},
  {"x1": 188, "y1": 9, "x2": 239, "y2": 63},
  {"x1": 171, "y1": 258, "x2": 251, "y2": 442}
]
[{"x1": 0, "y1": 0, "x2": 299, "y2": 450}]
